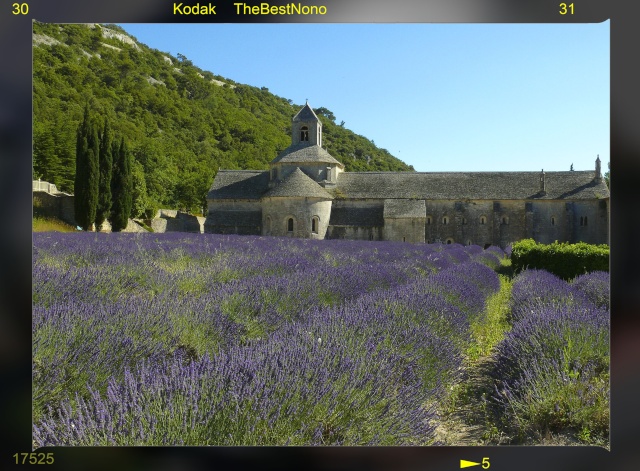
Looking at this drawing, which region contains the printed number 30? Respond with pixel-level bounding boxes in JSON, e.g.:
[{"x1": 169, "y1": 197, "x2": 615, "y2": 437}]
[{"x1": 12, "y1": 3, "x2": 29, "y2": 14}]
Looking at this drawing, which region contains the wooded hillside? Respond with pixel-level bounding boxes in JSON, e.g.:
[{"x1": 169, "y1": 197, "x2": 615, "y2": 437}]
[{"x1": 33, "y1": 23, "x2": 413, "y2": 216}]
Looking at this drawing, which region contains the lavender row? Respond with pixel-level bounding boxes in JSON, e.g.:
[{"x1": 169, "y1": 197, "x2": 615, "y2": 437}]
[
  {"x1": 488, "y1": 269, "x2": 610, "y2": 440},
  {"x1": 33, "y1": 234, "x2": 502, "y2": 445}
]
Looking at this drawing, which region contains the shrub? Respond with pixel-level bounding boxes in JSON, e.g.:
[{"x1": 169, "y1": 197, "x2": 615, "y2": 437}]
[{"x1": 511, "y1": 239, "x2": 609, "y2": 280}]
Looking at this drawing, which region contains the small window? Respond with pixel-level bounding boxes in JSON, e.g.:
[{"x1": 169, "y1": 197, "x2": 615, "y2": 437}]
[
  {"x1": 266, "y1": 216, "x2": 272, "y2": 233},
  {"x1": 442, "y1": 216, "x2": 449, "y2": 225},
  {"x1": 462, "y1": 217, "x2": 467, "y2": 225},
  {"x1": 551, "y1": 216, "x2": 556, "y2": 226},
  {"x1": 480, "y1": 216, "x2": 487, "y2": 225},
  {"x1": 584, "y1": 216, "x2": 588, "y2": 226},
  {"x1": 466, "y1": 240, "x2": 472, "y2": 246},
  {"x1": 426, "y1": 216, "x2": 432, "y2": 225},
  {"x1": 446, "y1": 238, "x2": 454, "y2": 245},
  {"x1": 502, "y1": 216, "x2": 509, "y2": 225},
  {"x1": 403, "y1": 237, "x2": 406, "y2": 242},
  {"x1": 287, "y1": 218, "x2": 294, "y2": 232},
  {"x1": 300, "y1": 126, "x2": 309, "y2": 142},
  {"x1": 311, "y1": 216, "x2": 319, "y2": 234}
]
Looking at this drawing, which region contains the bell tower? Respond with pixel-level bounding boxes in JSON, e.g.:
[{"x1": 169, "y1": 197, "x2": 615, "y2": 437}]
[{"x1": 291, "y1": 101, "x2": 322, "y2": 147}]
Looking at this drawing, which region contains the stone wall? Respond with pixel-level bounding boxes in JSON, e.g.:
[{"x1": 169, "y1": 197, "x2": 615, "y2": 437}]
[
  {"x1": 33, "y1": 191, "x2": 77, "y2": 227},
  {"x1": 204, "y1": 200, "x2": 262, "y2": 235},
  {"x1": 419, "y1": 199, "x2": 608, "y2": 248},
  {"x1": 262, "y1": 197, "x2": 332, "y2": 239},
  {"x1": 148, "y1": 211, "x2": 205, "y2": 233},
  {"x1": 326, "y1": 225, "x2": 383, "y2": 241},
  {"x1": 383, "y1": 218, "x2": 426, "y2": 243}
]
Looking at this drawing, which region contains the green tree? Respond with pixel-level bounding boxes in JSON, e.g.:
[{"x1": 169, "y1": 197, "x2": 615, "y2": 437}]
[
  {"x1": 74, "y1": 105, "x2": 100, "y2": 230},
  {"x1": 33, "y1": 122, "x2": 61, "y2": 184},
  {"x1": 95, "y1": 118, "x2": 113, "y2": 230},
  {"x1": 110, "y1": 137, "x2": 133, "y2": 231},
  {"x1": 314, "y1": 107, "x2": 335, "y2": 122},
  {"x1": 130, "y1": 159, "x2": 150, "y2": 218}
]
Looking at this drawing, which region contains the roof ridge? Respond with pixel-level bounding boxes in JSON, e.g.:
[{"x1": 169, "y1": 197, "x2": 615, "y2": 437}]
[{"x1": 292, "y1": 102, "x2": 319, "y2": 122}]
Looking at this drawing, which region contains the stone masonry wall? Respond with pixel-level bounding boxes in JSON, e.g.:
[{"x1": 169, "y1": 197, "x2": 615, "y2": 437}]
[
  {"x1": 383, "y1": 218, "x2": 426, "y2": 243},
  {"x1": 262, "y1": 197, "x2": 332, "y2": 239}
]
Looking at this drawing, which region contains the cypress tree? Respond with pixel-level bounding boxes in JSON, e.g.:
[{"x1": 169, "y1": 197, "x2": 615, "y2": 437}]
[
  {"x1": 95, "y1": 118, "x2": 113, "y2": 231},
  {"x1": 74, "y1": 105, "x2": 99, "y2": 231},
  {"x1": 110, "y1": 137, "x2": 133, "y2": 232}
]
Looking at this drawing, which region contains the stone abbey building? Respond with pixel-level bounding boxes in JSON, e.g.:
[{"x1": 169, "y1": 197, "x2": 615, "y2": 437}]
[{"x1": 205, "y1": 103, "x2": 609, "y2": 247}]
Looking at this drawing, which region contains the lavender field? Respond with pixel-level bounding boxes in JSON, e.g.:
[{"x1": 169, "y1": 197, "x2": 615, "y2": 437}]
[{"x1": 32, "y1": 233, "x2": 609, "y2": 446}]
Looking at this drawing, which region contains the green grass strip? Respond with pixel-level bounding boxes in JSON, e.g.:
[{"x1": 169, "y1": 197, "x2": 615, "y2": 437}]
[{"x1": 467, "y1": 274, "x2": 513, "y2": 363}]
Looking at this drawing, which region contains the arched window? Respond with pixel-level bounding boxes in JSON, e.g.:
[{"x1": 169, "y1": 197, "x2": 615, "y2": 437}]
[
  {"x1": 287, "y1": 218, "x2": 294, "y2": 232},
  {"x1": 502, "y1": 216, "x2": 509, "y2": 225},
  {"x1": 266, "y1": 216, "x2": 272, "y2": 234},
  {"x1": 480, "y1": 216, "x2": 487, "y2": 225},
  {"x1": 300, "y1": 126, "x2": 309, "y2": 142},
  {"x1": 551, "y1": 216, "x2": 556, "y2": 226},
  {"x1": 466, "y1": 240, "x2": 472, "y2": 246},
  {"x1": 446, "y1": 238, "x2": 454, "y2": 244},
  {"x1": 311, "y1": 216, "x2": 319, "y2": 234},
  {"x1": 442, "y1": 216, "x2": 449, "y2": 225},
  {"x1": 426, "y1": 216, "x2": 432, "y2": 225}
]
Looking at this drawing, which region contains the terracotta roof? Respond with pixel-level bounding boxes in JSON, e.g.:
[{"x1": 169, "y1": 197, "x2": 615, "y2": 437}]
[
  {"x1": 263, "y1": 168, "x2": 333, "y2": 199},
  {"x1": 270, "y1": 143, "x2": 344, "y2": 167}
]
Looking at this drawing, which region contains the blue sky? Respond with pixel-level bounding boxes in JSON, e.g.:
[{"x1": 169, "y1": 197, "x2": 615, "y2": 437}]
[{"x1": 118, "y1": 22, "x2": 609, "y2": 173}]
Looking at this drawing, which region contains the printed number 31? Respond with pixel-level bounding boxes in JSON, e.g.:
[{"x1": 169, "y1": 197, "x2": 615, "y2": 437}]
[{"x1": 559, "y1": 3, "x2": 574, "y2": 14}]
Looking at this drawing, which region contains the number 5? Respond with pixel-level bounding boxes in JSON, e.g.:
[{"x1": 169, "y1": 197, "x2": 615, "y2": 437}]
[{"x1": 482, "y1": 457, "x2": 490, "y2": 469}]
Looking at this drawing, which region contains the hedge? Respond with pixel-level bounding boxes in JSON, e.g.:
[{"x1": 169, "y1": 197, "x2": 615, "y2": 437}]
[{"x1": 511, "y1": 239, "x2": 609, "y2": 280}]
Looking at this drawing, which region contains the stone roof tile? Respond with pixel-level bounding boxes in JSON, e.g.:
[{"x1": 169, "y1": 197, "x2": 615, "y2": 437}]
[
  {"x1": 293, "y1": 102, "x2": 319, "y2": 122},
  {"x1": 208, "y1": 169, "x2": 609, "y2": 202},
  {"x1": 383, "y1": 199, "x2": 427, "y2": 218},
  {"x1": 270, "y1": 143, "x2": 344, "y2": 167},
  {"x1": 207, "y1": 170, "x2": 269, "y2": 200},
  {"x1": 263, "y1": 168, "x2": 333, "y2": 199},
  {"x1": 336, "y1": 171, "x2": 609, "y2": 200}
]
